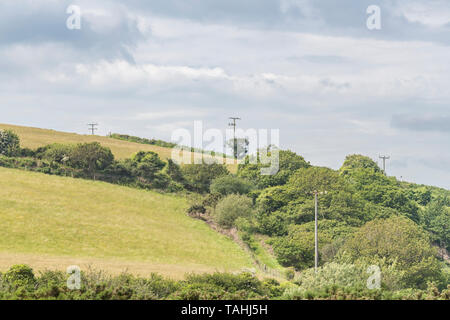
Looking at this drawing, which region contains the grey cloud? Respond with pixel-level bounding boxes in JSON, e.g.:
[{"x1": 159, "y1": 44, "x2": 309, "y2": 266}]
[
  {"x1": 391, "y1": 114, "x2": 450, "y2": 132},
  {"x1": 118, "y1": 0, "x2": 450, "y2": 45},
  {"x1": 418, "y1": 157, "x2": 450, "y2": 172},
  {"x1": 0, "y1": 1, "x2": 146, "y2": 62}
]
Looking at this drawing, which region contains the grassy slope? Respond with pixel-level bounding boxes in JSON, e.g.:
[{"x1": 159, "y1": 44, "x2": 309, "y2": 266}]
[
  {"x1": 0, "y1": 167, "x2": 253, "y2": 278},
  {"x1": 0, "y1": 123, "x2": 238, "y2": 172},
  {"x1": 0, "y1": 123, "x2": 176, "y2": 160}
]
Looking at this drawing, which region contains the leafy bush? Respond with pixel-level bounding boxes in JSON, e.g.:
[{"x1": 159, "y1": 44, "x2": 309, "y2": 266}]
[
  {"x1": 69, "y1": 142, "x2": 114, "y2": 179},
  {"x1": 210, "y1": 175, "x2": 253, "y2": 196},
  {"x1": 420, "y1": 197, "x2": 450, "y2": 250},
  {"x1": 271, "y1": 220, "x2": 354, "y2": 270},
  {"x1": 3, "y1": 265, "x2": 36, "y2": 289},
  {"x1": 164, "y1": 159, "x2": 185, "y2": 184},
  {"x1": 214, "y1": 194, "x2": 253, "y2": 228},
  {"x1": 187, "y1": 204, "x2": 206, "y2": 215},
  {"x1": 237, "y1": 150, "x2": 310, "y2": 189},
  {"x1": 35, "y1": 143, "x2": 74, "y2": 164},
  {"x1": 339, "y1": 216, "x2": 444, "y2": 289},
  {"x1": 0, "y1": 266, "x2": 284, "y2": 300},
  {"x1": 181, "y1": 163, "x2": 229, "y2": 193},
  {"x1": 0, "y1": 130, "x2": 20, "y2": 156}
]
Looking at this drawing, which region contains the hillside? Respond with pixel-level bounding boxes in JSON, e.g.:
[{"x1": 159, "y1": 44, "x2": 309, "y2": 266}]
[
  {"x1": 0, "y1": 123, "x2": 238, "y2": 172},
  {"x1": 0, "y1": 167, "x2": 253, "y2": 278}
]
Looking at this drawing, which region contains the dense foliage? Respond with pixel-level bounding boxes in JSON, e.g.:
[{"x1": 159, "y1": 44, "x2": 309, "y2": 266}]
[
  {"x1": 0, "y1": 265, "x2": 447, "y2": 300},
  {"x1": 0, "y1": 265, "x2": 284, "y2": 300},
  {"x1": 210, "y1": 175, "x2": 253, "y2": 196},
  {"x1": 1, "y1": 130, "x2": 449, "y2": 298},
  {"x1": 181, "y1": 163, "x2": 229, "y2": 193}
]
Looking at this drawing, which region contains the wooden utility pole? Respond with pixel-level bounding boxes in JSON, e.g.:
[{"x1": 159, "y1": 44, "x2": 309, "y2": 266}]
[
  {"x1": 87, "y1": 123, "x2": 98, "y2": 135},
  {"x1": 228, "y1": 117, "x2": 241, "y2": 159},
  {"x1": 379, "y1": 155, "x2": 390, "y2": 174},
  {"x1": 312, "y1": 190, "x2": 327, "y2": 273}
]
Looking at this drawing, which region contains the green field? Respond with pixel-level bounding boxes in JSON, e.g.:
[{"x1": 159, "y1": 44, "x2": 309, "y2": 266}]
[
  {"x1": 0, "y1": 123, "x2": 238, "y2": 172},
  {"x1": 0, "y1": 167, "x2": 253, "y2": 278}
]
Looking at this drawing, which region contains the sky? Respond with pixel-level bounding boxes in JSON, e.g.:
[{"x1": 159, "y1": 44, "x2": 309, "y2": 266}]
[{"x1": 0, "y1": 0, "x2": 449, "y2": 189}]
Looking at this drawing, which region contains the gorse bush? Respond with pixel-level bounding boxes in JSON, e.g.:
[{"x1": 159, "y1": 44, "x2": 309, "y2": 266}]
[
  {"x1": 3, "y1": 265, "x2": 36, "y2": 289},
  {"x1": 0, "y1": 265, "x2": 283, "y2": 300},
  {"x1": 214, "y1": 194, "x2": 254, "y2": 228}
]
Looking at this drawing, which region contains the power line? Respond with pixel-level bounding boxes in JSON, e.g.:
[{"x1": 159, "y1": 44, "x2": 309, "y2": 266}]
[
  {"x1": 87, "y1": 123, "x2": 98, "y2": 135},
  {"x1": 228, "y1": 117, "x2": 241, "y2": 159},
  {"x1": 379, "y1": 155, "x2": 390, "y2": 174}
]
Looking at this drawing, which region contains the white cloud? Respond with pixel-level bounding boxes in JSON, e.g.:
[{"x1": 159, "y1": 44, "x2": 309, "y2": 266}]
[{"x1": 394, "y1": 0, "x2": 450, "y2": 27}]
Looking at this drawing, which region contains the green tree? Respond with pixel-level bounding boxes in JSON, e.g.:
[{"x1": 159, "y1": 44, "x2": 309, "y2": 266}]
[
  {"x1": 131, "y1": 151, "x2": 165, "y2": 179},
  {"x1": 164, "y1": 159, "x2": 185, "y2": 183},
  {"x1": 285, "y1": 166, "x2": 340, "y2": 196},
  {"x1": 340, "y1": 154, "x2": 381, "y2": 175},
  {"x1": 421, "y1": 197, "x2": 450, "y2": 251},
  {"x1": 210, "y1": 175, "x2": 253, "y2": 196},
  {"x1": 69, "y1": 142, "x2": 114, "y2": 179},
  {"x1": 214, "y1": 194, "x2": 253, "y2": 228},
  {"x1": 181, "y1": 163, "x2": 229, "y2": 193},
  {"x1": 237, "y1": 149, "x2": 310, "y2": 189},
  {"x1": 35, "y1": 143, "x2": 74, "y2": 164},
  {"x1": 0, "y1": 130, "x2": 20, "y2": 156},
  {"x1": 340, "y1": 216, "x2": 443, "y2": 289},
  {"x1": 272, "y1": 220, "x2": 353, "y2": 270}
]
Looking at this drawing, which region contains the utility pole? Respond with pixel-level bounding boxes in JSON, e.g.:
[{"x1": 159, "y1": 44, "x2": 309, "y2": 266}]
[
  {"x1": 311, "y1": 190, "x2": 327, "y2": 273},
  {"x1": 87, "y1": 123, "x2": 98, "y2": 135},
  {"x1": 379, "y1": 155, "x2": 390, "y2": 174},
  {"x1": 228, "y1": 117, "x2": 241, "y2": 159}
]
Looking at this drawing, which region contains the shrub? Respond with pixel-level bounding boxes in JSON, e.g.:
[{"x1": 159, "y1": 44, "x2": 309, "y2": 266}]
[
  {"x1": 164, "y1": 159, "x2": 185, "y2": 184},
  {"x1": 35, "y1": 143, "x2": 74, "y2": 164},
  {"x1": 0, "y1": 130, "x2": 20, "y2": 156},
  {"x1": 339, "y1": 216, "x2": 443, "y2": 289},
  {"x1": 285, "y1": 268, "x2": 295, "y2": 281},
  {"x1": 69, "y1": 142, "x2": 114, "y2": 179},
  {"x1": 181, "y1": 163, "x2": 229, "y2": 193},
  {"x1": 4, "y1": 265, "x2": 36, "y2": 288},
  {"x1": 237, "y1": 149, "x2": 310, "y2": 189},
  {"x1": 214, "y1": 194, "x2": 253, "y2": 228},
  {"x1": 210, "y1": 175, "x2": 253, "y2": 196},
  {"x1": 187, "y1": 204, "x2": 206, "y2": 215},
  {"x1": 294, "y1": 263, "x2": 366, "y2": 292}
]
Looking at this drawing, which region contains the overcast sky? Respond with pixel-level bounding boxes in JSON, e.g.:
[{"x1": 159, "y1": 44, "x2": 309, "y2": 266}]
[{"x1": 1, "y1": 0, "x2": 449, "y2": 189}]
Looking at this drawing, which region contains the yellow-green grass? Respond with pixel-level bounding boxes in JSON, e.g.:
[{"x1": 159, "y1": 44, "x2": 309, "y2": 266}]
[
  {"x1": 0, "y1": 123, "x2": 238, "y2": 172},
  {"x1": 0, "y1": 167, "x2": 252, "y2": 278},
  {"x1": 253, "y1": 234, "x2": 284, "y2": 271}
]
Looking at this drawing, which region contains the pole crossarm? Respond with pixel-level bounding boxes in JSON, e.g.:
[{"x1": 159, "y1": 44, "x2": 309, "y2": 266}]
[{"x1": 87, "y1": 123, "x2": 98, "y2": 135}]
